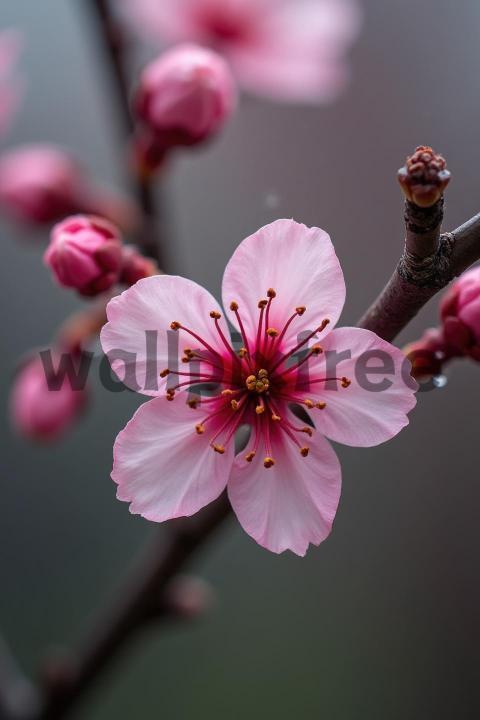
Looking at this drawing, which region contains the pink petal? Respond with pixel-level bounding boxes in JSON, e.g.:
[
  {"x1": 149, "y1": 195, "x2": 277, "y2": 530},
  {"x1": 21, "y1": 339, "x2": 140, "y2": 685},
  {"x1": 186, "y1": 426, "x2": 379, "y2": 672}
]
[
  {"x1": 228, "y1": 0, "x2": 361, "y2": 103},
  {"x1": 101, "y1": 274, "x2": 228, "y2": 396},
  {"x1": 222, "y1": 219, "x2": 345, "y2": 349},
  {"x1": 113, "y1": 396, "x2": 233, "y2": 521},
  {"x1": 302, "y1": 327, "x2": 417, "y2": 447},
  {"x1": 228, "y1": 407, "x2": 341, "y2": 556}
]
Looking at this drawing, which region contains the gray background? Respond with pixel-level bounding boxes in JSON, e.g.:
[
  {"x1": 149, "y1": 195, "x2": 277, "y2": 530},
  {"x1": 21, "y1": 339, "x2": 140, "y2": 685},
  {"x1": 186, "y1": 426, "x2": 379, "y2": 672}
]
[{"x1": 1, "y1": 1, "x2": 480, "y2": 718}]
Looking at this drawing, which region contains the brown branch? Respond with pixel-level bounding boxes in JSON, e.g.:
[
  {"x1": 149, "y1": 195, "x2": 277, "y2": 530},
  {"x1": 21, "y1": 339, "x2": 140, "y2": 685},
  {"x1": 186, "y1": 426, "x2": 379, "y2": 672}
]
[
  {"x1": 85, "y1": 0, "x2": 166, "y2": 266},
  {"x1": 358, "y1": 147, "x2": 480, "y2": 341},
  {"x1": 36, "y1": 494, "x2": 231, "y2": 720}
]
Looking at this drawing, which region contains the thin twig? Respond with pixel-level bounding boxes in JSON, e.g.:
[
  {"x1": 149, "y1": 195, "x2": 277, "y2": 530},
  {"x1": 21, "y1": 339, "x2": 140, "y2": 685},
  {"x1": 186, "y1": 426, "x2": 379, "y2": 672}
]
[
  {"x1": 85, "y1": 0, "x2": 166, "y2": 266},
  {"x1": 358, "y1": 148, "x2": 480, "y2": 340},
  {"x1": 36, "y1": 494, "x2": 231, "y2": 720}
]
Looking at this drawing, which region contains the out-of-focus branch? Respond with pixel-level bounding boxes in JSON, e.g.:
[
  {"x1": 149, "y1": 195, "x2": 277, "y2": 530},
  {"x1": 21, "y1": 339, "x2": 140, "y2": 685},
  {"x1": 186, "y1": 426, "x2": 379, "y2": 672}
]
[
  {"x1": 36, "y1": 494, "x2": 231, "y2": 720},
  {"x1": 358, "y1": 146, "x2": 480, "y2": 340},
  {"x1": 86, "y1": 0, "x2": 165, "y2": 266}
]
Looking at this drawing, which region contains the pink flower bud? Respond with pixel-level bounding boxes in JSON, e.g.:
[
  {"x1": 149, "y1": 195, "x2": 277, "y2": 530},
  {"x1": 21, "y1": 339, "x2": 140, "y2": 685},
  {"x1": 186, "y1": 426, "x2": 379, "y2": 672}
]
[
  {"x1": 135, "y1": 44, "x2": 236, "y2": 154},
  {"x1": 120, "y1": 245, "x2": 159, "y2": 286},
  {"x1": 10, "y1": 354, "x2": 87, "y2": 442},
  {"x1": 0, "y1": 144, "x2": 139, "y2": 231},
  {"x1": 440, "y1": 267, "x2": 480, "y2": 356},
  {"x1": 404, "y1": 328, "x2": 445, "y2": 380},
  {"x1": 44, "y1": 215, "x2": 123, "y2": 297}
]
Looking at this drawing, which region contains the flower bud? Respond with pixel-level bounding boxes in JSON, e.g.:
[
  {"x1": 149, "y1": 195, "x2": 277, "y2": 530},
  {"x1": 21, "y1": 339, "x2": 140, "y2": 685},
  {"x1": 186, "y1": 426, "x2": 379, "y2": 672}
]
[
  {"x1": 10, "y1": 353, "x2": 87, "y2": 442},
  {"x1": 135, "y1": 44, "x2": 236, "y2": 163},
  {"x1": 0, "y1": 145, "x2": 139, "y2": 230},
  {"x1": 440, "y1": 267, "x2": 480, "y2": 358},
  {"x1": 404, "y1": 328, "x2": 445, "y2": 380},
  {"x1": 398, "y1": 145, "x2": 451, "y2": 208},
  {"x1": 120, "y1": 245, "x2": 159, "y2": 286},
  {"x1": 44, "y1": 215, "x2": 123, "y2": 297}
]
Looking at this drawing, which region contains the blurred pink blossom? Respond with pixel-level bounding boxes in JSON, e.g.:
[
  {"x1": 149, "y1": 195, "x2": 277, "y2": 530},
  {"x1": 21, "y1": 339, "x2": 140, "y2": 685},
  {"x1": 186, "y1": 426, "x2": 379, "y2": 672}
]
[
  {"x1": 0, "y1": 29, "x2": 23, "y2": 138},
  {"x1": 44, "y1": 215, "x2": 123, "y2": 297},
  {"x1": 10, "y1": 353, "x2": 87, "y2": 442},
  {"x1": 0, "y1": 144, "x2": 139, "y2": 230},
  {"x1": 121, "y1": 0, "x2": 361, "y2": 103},
  {"x1": 102, "y1": 219, "x2": 416, "y2": 555}
]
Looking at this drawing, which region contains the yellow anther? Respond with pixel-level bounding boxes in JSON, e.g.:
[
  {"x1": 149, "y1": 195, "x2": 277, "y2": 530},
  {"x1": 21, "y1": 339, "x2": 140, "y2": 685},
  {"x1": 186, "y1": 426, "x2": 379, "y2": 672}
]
[
  {"x1": 166, "y1": 391, "x2": 175, "y2": 401},
  {"x1": 300, "y1": 447, "x2": 310, "y2": 457},
  {"x1": 319, "y1": 318, "x2": 330, "y2": 332},
  {"x1": 258, "y1": 369, "x2": 268, "y2": 379},
  {"x1": 222, "y1": 388, "x2": 234, "y2": 396},
  {"x1": 188, "y1": 398, "x2": 199, "y2": 408},
  {"x1": 255, "y1": 404, "x2": 265, "y2": 415},
  {"x1": 238, "y1": 347, "x2": 248, "y2": 358},
  {"x1": 159, "y1": 369, "x2": 170, "y2": 378},
  {"x1": 258, "y1": 299, "x2": 268, "y2": 309},
  {"x1": 212, "y1": 444, "x2": 225, "y2": 454},
  {"x1": 170, "y1": 321, "x2": 181, "y2": 331},
  {"x1": 341, "y1": 376, "x2": 351, "y2": 388},
  {"x1": 210, "y1": 310, "x2": 221, "y2": 320},
  {"x1": 267, "y1": 288, "x2": 276, "y2": 298},
  {"x1": 304, "y1": 399, "x2": 314, "y2": 409},
  {"x1": 263, "y1": 457, "x2": 275, "y2": 469},
  {"x1": 266, "y1": 328, "x2": 279, "y2": 337},
  {"x1": 231, "y1": 400, "x2": 239, "y2": 410},
  {"x1": 271, "y1": 413, "x2": 281, "y2": 422},
  {"x1": 195, "y1": 424, "x2": 205, "y2": 435},
  {"x1": 316, "y1": 401, "x2": 326, "y2": 410},
  {"x1": 246, "y1": 375, "x2": 257, "y2": 391},
  {"x1": 296, "y1": 306, "x2": 306, "y2": 316},
  {"x1": 311, "y1": 345, "x2": 323, "y2": 355},
  {"x1": 245, "y1": 451, "x2": 256, "y2": 463},
  {"x1": 230, "y1": 301, "x2": 239, "y2": 311},
  {"x1": 301, "y1": 427, "x2": 313, "y2": 437}
]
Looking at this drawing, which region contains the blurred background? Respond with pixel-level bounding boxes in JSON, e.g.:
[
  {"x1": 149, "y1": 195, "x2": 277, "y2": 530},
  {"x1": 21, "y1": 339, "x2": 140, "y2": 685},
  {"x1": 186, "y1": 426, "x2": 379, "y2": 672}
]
[{"x1": 1, "y1": 0, "x2": 480, "y2": 718}]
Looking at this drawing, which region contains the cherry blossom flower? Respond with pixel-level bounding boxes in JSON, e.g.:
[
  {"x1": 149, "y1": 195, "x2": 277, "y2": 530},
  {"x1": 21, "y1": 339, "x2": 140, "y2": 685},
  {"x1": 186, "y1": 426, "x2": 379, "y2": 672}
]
[
  {"x1": 121, "y1": 0, "x2": 361, "y2": 104},
  {"x1": 0, "y1": 29, "x2": 23, "y2": 138},
  {"x1": 101, "y1": 219, "x2": 416, "y2": 555}
]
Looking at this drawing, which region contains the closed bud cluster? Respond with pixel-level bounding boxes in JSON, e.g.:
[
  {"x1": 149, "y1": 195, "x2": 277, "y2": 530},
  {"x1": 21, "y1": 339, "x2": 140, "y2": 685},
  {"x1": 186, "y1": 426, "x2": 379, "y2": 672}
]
[
  {"x1": 397, "y1": 145, "x2": 451, "y2": 208},
  {"x1": 44, "y1": 215, "x2": 123, "y2": 297}
]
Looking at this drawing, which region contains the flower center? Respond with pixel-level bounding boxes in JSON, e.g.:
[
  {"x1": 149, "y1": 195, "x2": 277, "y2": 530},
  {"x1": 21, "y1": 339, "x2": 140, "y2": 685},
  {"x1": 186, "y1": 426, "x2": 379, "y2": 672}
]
[
  {"x1": 245, "y1": 369, "x2": 269, "y2": 393},
  {"x1": 163, "y1": 288, "x2": 351, "y2": 468}
]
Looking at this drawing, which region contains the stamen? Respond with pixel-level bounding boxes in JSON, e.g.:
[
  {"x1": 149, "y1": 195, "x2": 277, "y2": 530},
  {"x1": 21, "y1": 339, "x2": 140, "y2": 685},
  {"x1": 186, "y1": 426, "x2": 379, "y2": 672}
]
[
  {"x1": 159, "y1": 369, "x2": 170, "y2": 378},
  {"x1": 271, "y1": 413, "x2": 281, "y2": 422},
  {"x1": 266, "y1": 328, "x2": 278, "y2": 337},
  {"x1": 210, "y1": 311, "x2": 241, "y2": 365},
  {"x1": 270, "y1": 319, "x2": 330, "y2": 374},
  {"x1": 212, "y1": 444, "x2": 225, "y2": 454},
  {"x1": 341, "y1": 377, "x2": 351, "y2": 388},
  {"x1": 231, "y1": 399, "x2": 239, "y2": 410},
  {"x1": 300, "y1": 447, "x2": 310, "y2": 457},
  {"x1": 267, "y1": 288, "x2": 276, "y2": 298},
  {"x1": 316, "y1": 401, "x2": 326, "y2": 410},
  {"x1": 195, "y1": 424, "x2": 205, "y2": 435},
  {"x1": 245, "y1": 451, "x2": 256, "y2": 462},
  {"x1": 256, "y1": 299, "x2": 268, "y2": 355},
  {"x1": 301, "y1": 427, "x2": 313, "y2": 437},
  {"x1": 263, "y1": 457, "x2": 275, "y2": 468},
  {"x1": 304, "y1": 399, "x2": 314, "y2": 408},
  {"x1": 296, "y1": 306, "x2": 306, "y2": 316},
  {"x1": 170, "y1": 321, "x2": 221, "y2": 358}
]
